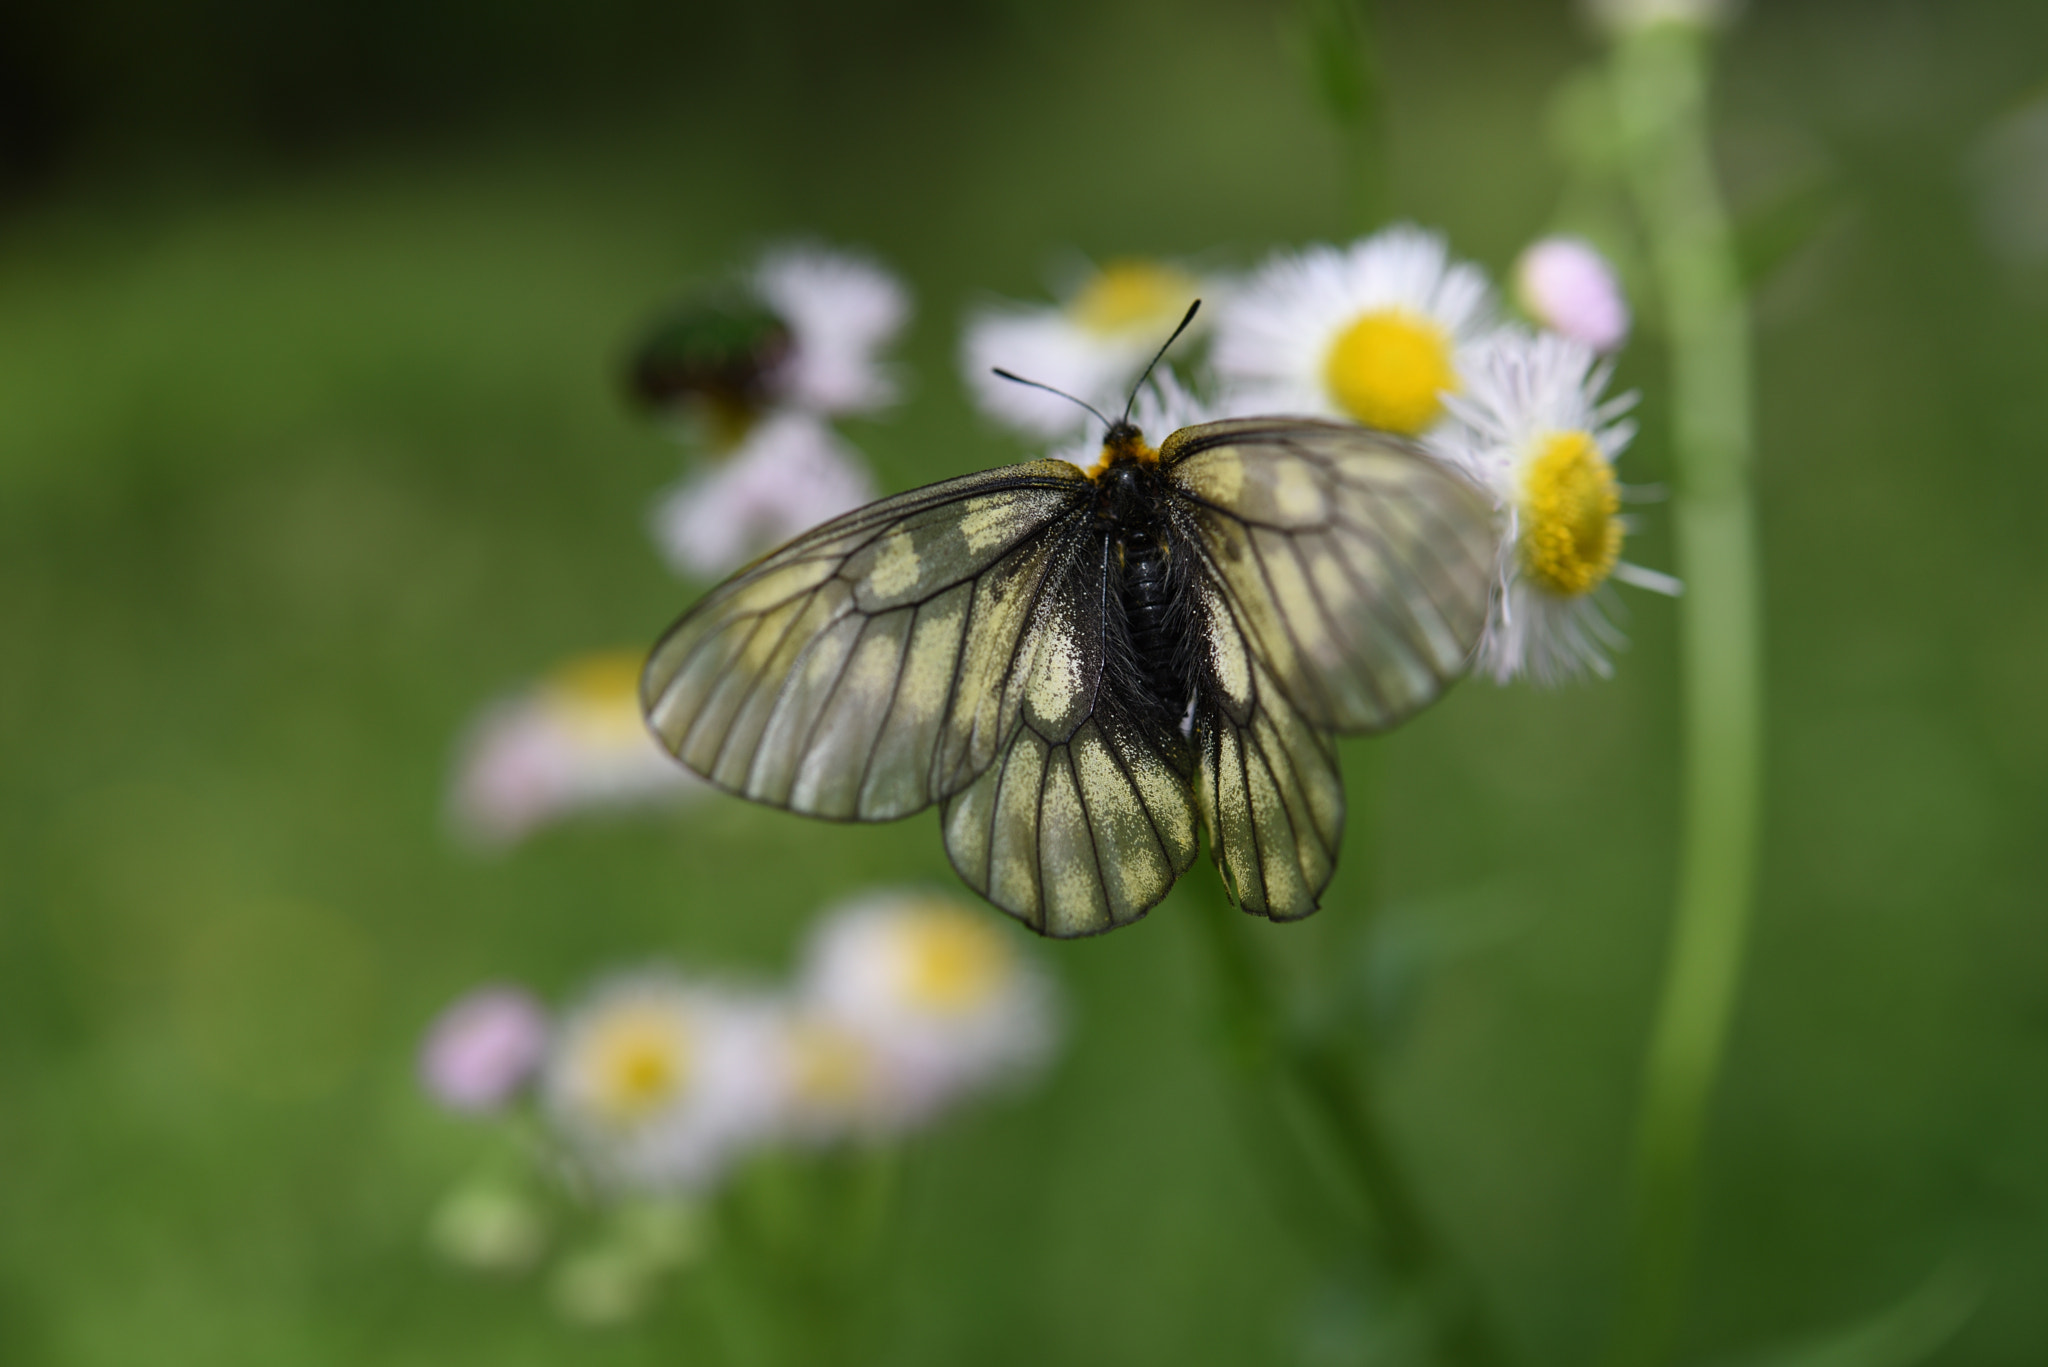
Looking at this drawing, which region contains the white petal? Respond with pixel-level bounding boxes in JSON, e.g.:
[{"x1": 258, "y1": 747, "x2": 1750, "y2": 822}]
[
  {"x1": 649, "y1": 414, "x2": 877, "y2": 579},
  {"x1": 754, "y1": 245, "x2": 911, "y2": 415}
]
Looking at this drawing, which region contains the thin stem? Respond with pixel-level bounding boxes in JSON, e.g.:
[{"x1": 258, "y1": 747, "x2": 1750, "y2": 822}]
[
  {"x1": 1293, "y1": 0, "x2": 1387, "y2": 232},
  {"x1": 1605, "y1": 21, "x2": 1763, "y2": 1367},
  {"x1": 1195, "y1": 885, "x2": 1504, "y2": 1367}
]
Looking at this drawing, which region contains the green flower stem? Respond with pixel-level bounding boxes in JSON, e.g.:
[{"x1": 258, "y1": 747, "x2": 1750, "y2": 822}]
[
  {"x1": 1606, "y1": 21, "x2": 1763, "y2": 1367},
  {"x1": 1196, "y1": 886, "x2": 1503, "y2": 1367}
]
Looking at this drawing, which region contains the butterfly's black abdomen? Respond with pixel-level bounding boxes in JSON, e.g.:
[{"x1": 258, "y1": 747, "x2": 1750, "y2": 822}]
[
  {"x1": 1120, "y1": 531, "x2": 1187, "y2": 709},
  {"x1": 1096, "y1": 461, "x2": 1199, "y2": 735}
]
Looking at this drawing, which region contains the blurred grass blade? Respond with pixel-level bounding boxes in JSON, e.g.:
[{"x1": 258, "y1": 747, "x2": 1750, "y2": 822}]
[
  {"x1": 1286, "y1": 0, "x2": 1386, "y2": 227},
  {"x1": 1724, "y1": 1263, "x2": 1981, "y2": 1367},
  {"x1": 1290, "y1": 0, "x2": 1378, "y2": 127}
]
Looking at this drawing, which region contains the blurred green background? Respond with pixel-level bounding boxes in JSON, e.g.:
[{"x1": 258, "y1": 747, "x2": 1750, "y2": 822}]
[{"x1": 3, "y1": 0, "x2": 2045, "y2": 1362}]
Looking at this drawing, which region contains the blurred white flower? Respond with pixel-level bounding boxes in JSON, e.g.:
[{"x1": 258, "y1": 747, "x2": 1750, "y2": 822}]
[
  {"x1": 752, "y1": 243, "x2": 912, "y2": 417},
  {"x1": 649, "y1": 411, "x2": 876, "y2": 579},
  {"x1": 1581, "y1": 0, "x2": 1738, "y2": 33},
  {"x1": 1213, "y1": 225, "x2": 1498, "y2": 437},
  {"x1": 761, "y1": 1008, "x2": 894, "y2": 1141},
  {"x1": 543, "y1": 970, "x2": 784, "y2": 1192},
  {"x1": 450, "y1": 651, "x2": 702, "y2": 847},
  {"x1": 962, "y1": 258, "x2": 1209, "y2": 438},
  {"x1": 1427, "y1": 328, "x2": 1681, "y2": 684},
  {"x1": 795, "y1": 892, "x2": 1059, "y2": 1129},
  {"x1": 419, "y1": 985, "x2": 550, "y2": 1113},
  {"x1": 1514, "y1": 236, "x2": 1632, "y2": 352}
]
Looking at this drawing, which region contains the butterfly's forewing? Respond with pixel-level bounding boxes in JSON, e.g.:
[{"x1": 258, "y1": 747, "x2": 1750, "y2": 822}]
[
  {"x1": 642, "y1": 461, "x2": 1094, "y2": 821},
  {"x1": 1166, "y1": 418, "x2": 1495, "y2": 920},
  {"x1": 1165, "y1": 418, "x2": 1496, "y2": 735},
  {"x1": 940, "y1": 538, "x2": 1200, "y2": 937}
]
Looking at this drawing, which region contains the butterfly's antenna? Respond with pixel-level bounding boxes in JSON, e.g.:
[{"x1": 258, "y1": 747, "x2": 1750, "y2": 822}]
[
  {"x1": 990, "y1": 369, "x2": 1115, "y2": 430},
  {"x1": 1119, "y1": 299, "x2": 1202, "y2": 428}
]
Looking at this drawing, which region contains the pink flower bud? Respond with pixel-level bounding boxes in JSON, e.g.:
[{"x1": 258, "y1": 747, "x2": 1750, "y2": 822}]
[
  {"x1": 1514, "y1": 237, "x2": 1631, "y2": 353},
  {"x1": 420, "y1": 986, "x2": 549, "y2": 1113}
]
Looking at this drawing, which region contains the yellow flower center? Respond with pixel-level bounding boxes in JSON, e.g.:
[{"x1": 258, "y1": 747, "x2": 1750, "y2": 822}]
[
  {"x1": 1322, "y1": 308, "x2": 1458, "y2": 435},
  {"x1": 896, "y1": 906, "x2": 1008, "y2": 1013},
  {"x1": 1518, "y1": 430, "x2": 1623, "y2": 596},
  {"x1": 1068, "y1": 260, "x2": 1200, "y2": 337},
  {"x1": 545, "y1": 650, "x2": 650, "y2": 748},
  {"x1": 584, "y1": 1009, "x2": 692, "y2": 1123}
]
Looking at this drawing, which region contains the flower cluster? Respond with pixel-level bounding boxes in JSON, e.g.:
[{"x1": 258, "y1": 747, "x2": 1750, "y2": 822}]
[
  {"x1": 961, "y1": 226, "x2": 1676, "y2": 683},
  {"x1": 417, "y1": 890, "x2": 1058, "y2": 1321},
  {"x1": 420, "y1": 887, "x2": 1057, "y2": 1176},
  {"x1": 633, "y1": 243, "x2": 911, "y2": 579}
]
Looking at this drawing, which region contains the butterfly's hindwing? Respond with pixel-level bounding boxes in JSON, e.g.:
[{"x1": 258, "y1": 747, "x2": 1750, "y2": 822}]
[
  {"x1": 643, "y1": 462, "x2": 1093, "y2": 821},
  {"x1": 941, "y1": 538, "x2": 1199, "y2": 936},
  {"x1": 1165, "y1": 420, "x2": 1495, "y2": 734},
  {"x1": 1192, "y1": 584, "x2": 1345, "y2": 920}
]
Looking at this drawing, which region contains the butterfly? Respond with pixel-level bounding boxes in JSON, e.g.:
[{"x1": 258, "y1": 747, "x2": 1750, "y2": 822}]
[{"x1": 641, "y1": 321, "x2": 1497, "y2": 937}]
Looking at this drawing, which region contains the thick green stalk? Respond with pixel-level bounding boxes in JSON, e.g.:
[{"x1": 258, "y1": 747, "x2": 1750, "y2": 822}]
[{"x1": 1605, "y1": 20, "x2": 1763, "y2": 1367}]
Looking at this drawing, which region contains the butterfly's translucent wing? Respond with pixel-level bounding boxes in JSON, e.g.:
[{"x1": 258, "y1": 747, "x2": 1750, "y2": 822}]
[
  {"x1": 939, "y1": 536, "x2": 1200, "y2": 937},
  {"x1": 1165, "y1": 418, "x2": 1497, "y2": 734},
  {"x1": 642, "y1": 461, "x2": 1097, "y2": 821},
  {"x1": 1164, "y1": 418, "x2": 1496, "y2": 919},
  {"x1": 1189, "y1": 570, "x2": 1346, "y2": 918}
]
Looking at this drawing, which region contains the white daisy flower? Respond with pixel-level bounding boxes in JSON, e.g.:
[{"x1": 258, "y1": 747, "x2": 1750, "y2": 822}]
[
  {"x1": 1212, "y1": 225, "x2": 1497, "y2": 438},
  {"x1": 649, "y1": 411, "x2": 876, "y2": 579},
  {"x1": 962, "y1": 257, "x2": 1210, "y2": 439},
  {"x1": 1513, "y1": 236, "x2": 1632, "y2": 353},
  {"x1": 751, "y1": 243, "x2": 912, "y2": 417},
  {"x1": 1427, "y1": 328, "x2": 1682, "y2": 684},
  {"x1": 449, "y1": 651, "x2": 703, "y2": 848},
  {"x1": 543, "y1": 970, "x2": 783, "y2": 1192},
  {"x1": 418, "y1": 985, "x2": 550, "y2": 1113},
  {"x1": 795, "y1": 891, "x2": 1059, "y2": 1129}
]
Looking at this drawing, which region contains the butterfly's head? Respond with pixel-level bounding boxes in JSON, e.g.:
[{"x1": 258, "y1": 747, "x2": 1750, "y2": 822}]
[{"x1": 1085, "y1": 420, "x2": 1159, "y2": 481}]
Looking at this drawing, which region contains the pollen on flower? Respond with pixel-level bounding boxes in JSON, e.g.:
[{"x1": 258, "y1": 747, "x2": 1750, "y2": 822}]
[
  {"x1": 1519, "y1": 430, "x2": 1622, "y2": 596},
  {"x1": 1322, "y1": 308, "x2": 1459, "y2": 435},
  {"x1": 1069, "y1": 260, "x2": 1200, "y2": 336},
  {"x1": 896, "y1": 907, "x2": 1008, "y2": 1013},
  {"x1": 585, "y1": 1011, "x2": 693, "y2": 1122}
]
